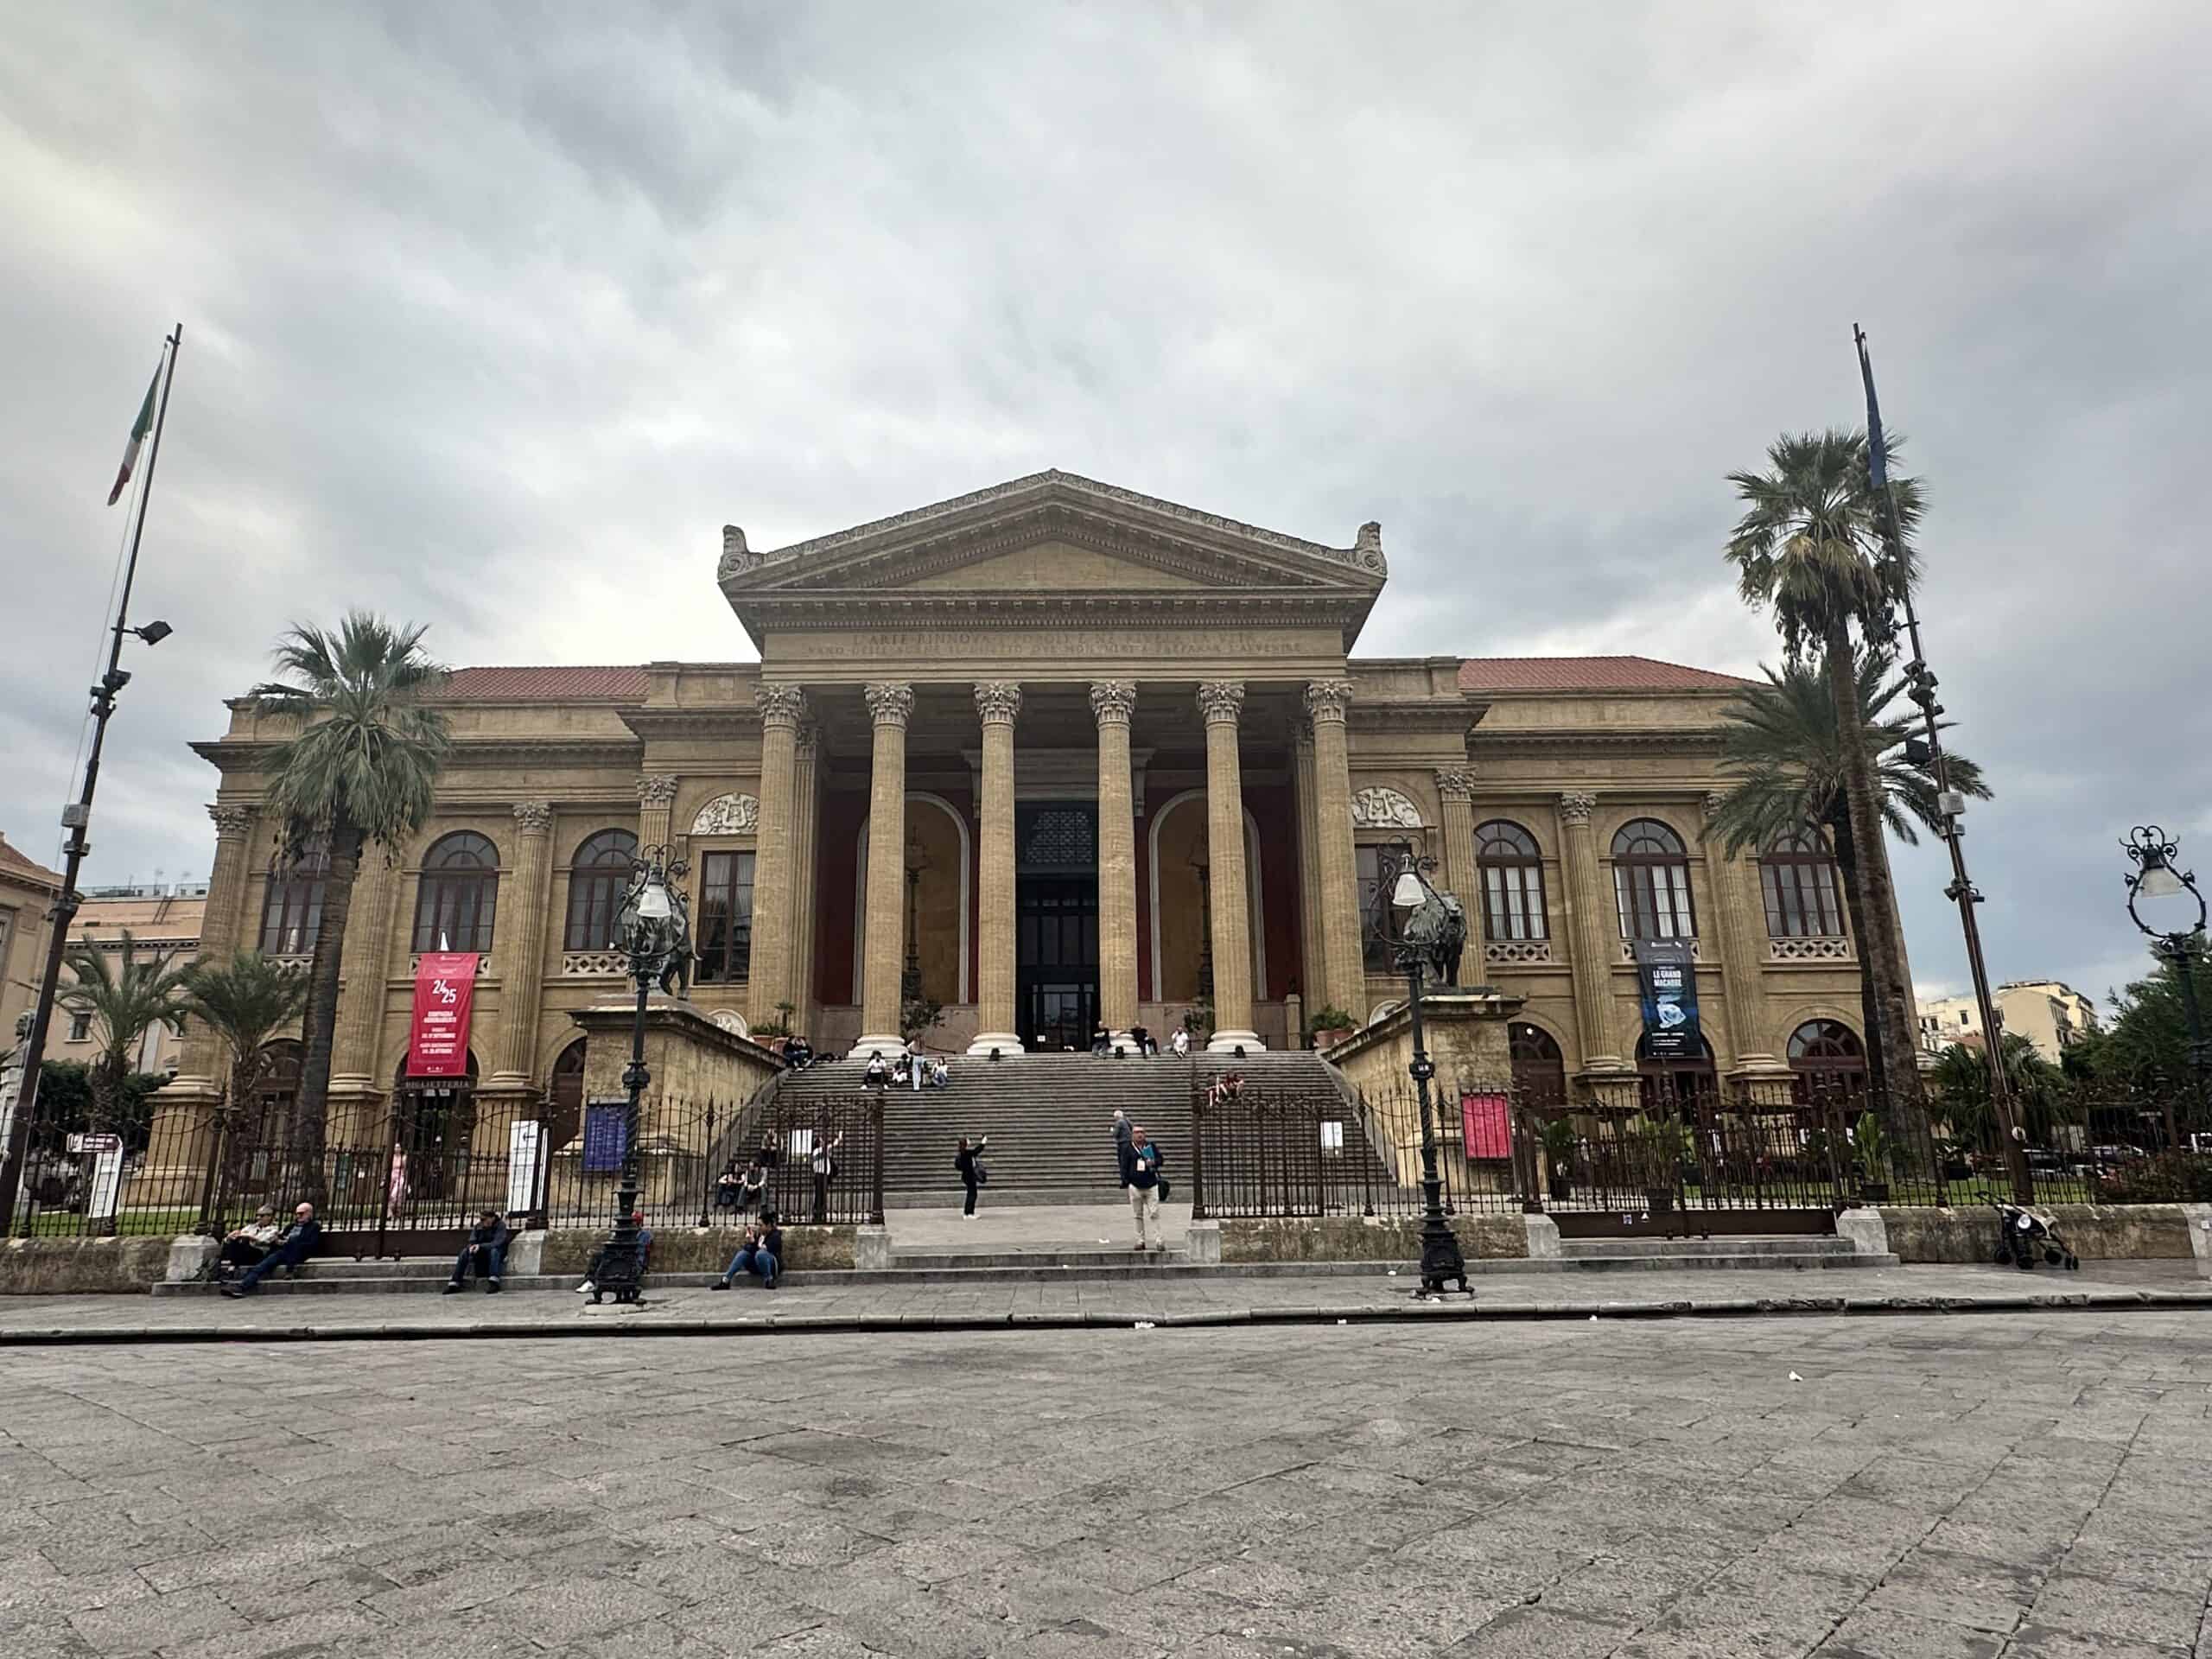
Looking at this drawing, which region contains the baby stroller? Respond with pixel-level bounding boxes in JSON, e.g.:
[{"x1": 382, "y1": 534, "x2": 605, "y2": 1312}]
[{"x1": 1992, "y1": 1200, "x2": 2079, "y2": 1271}]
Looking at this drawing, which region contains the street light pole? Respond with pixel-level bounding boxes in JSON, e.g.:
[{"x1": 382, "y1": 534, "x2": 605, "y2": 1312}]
[
  {"x1": 2121, "y1": 826, "x2": 2209, "y2": 1131},
  {"x1": 0, "y1": 327, "x2": 182, "y2": 1234},
  {"x1": 585, "y1": 844, "x2": 688, "y2": 1306},
  {"x1": 1384, "y1": 839, "x2": 1470, "y2": 1297}
]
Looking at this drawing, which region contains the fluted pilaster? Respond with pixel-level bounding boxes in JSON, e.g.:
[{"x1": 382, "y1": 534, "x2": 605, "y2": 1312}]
[
  {"x1": 1701, "y1": 791, "x2": 1781, "y2": 1071},
  {"x1": 172, "y1": 804, "x2": 256, "y2": 1090},
  {"x1": 636, "y1": 774, "x2": 679, "y2": 849},
  {"x1": 1558, "y1": 791, "x2": 1624, "y2": 1071},
  {"x1": 1291, "y1": 720, "x2": 1324, "y2": 1021},
  {"x1": 1434, "y1": 768, "x2": 1479, "y2": 944},
  {"x1": 790, "y1": 723, "x2": 821, "y2": 1037},
  {"x1": 490, "y1": 801, "x2": 555, "y2": 1086}
]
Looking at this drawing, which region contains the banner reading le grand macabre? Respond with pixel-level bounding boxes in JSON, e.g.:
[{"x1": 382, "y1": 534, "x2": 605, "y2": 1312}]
[
  {"x1": 1631, "y1": 939, "x2": 1701, "y2": 1061},
  {"x1": 406, "y1": 952, "x2": 480, "y2": 1077}
]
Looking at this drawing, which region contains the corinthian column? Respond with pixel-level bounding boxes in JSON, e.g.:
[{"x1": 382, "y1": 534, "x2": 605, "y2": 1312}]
[
  {"x1": 855, "y1": 682, "x2": 914, "y2": 1057},
  {"x1": 1559, "y1": 792, "x2": 1624, "y2": 1071},
  {"x1": 1304, "y1": 680, "x2": 1365, "y2": 1020},
  {"x1": 1198, "y1": 682, "x2": 1262, "y2": 1052},
  {"x1": 1701, "y1": 791, "x2": 1781, "y2": 1072},
  {"x1": 970, "y1": 682, "x2": 1022, "y2": 1055},
  {"x1": 1290, "y1": 719, "x2": 1323, "y2": 1015},
  {"x1": 748, "y1": 684, "x2": 807, "y2": 1026},
  {"x1": 489, "y1": 801, "x2": 555, "y2": 1088},
  {"x1": 170, "y1": 804, "x2": 257, "y2": 1094},
  {"x1": 329, "y1": 839, "x2": 403, "y2": 1099},
  {"x1": 1435, "y1": 767, "x2": 1479, "y2": 939},
  {"x1": 790, "y1": 723, "x2": 822, "y2": 1036},
  {"x1": 1090, "y1": 681, "x2": 1139, "y2": 1039}
]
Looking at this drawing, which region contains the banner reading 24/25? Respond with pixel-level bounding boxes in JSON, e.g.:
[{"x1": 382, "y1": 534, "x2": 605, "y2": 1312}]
[
  {"x1": 406, "y1": 952, "x2": 480, "y2": 1077},
  {"x1": 1631, "y1": 939, "x2": 1701, "y2": 1061}
]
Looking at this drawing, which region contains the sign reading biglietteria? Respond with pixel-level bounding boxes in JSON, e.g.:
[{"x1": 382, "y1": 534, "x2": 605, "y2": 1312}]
[{"x1": 1631, "y1": 939, "x2": 1701, "y2": 1060}]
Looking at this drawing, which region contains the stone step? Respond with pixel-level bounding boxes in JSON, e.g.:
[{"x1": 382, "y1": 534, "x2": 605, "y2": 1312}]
[
  {"x1": 1551, "y1": 1250, "x2": 1898, "y2": 1272},
  {"x1": 1559, "y1": 1235, "x2": 1855, "y2": 1259}
]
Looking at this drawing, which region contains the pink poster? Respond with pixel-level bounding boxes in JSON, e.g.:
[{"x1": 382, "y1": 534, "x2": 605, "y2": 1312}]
[{"x1": 1461, "y1": 1090, "x2": 1512, "y2": 1160}]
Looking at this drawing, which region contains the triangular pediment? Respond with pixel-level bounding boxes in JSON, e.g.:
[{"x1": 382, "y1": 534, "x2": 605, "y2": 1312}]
[{"x1": 719, "y1": 470, "x2": 1389, "y2": 597}]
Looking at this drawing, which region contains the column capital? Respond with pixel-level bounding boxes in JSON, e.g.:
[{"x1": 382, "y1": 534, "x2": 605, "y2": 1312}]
[
  {"x1": 1559, "y1": 791, "x2": 1599, "y2": 826},
  {"x1": 1701, "y1": 790, "x2": 1730, "y2": 820},
  {"x1": 865, "y1": 682, "x2": 916, "y2": 728},
  {"x1": 1196, "y1": 681, "x2": 1245, "y2": 726},
  {"x1": 512, "y1": 800, "x2": 554, "y2": 836},
  {"x1": 753, "y1": 683, "x2": 808, "y2": 728},
  {"x1": 1302, "y1": 679, "x2": 1354, "y2": 723},
  {"x1": 973, "y1": 681, "x2": 1022, "y2": 725},
  {"x1": 796, "y1": 721, "x2": 821, "y2": 758},
  {"x1": 637, "y1": 773, "x2": 680, "y2": 807},
  {"x1": 1433, "y1": 766, "x2": 1477, "y2": 804},
  {"x1": 1088, "y1": 680, "x2": 1136, "y2": 727},
  {"x1": 207, "y1": 804, "x2": 253, "y2": 841}
]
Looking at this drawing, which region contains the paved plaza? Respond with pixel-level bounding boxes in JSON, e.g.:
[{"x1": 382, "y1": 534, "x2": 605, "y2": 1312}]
[{"x1": 2, "y1": 1304, "x2": 2208, "y2": 1657}]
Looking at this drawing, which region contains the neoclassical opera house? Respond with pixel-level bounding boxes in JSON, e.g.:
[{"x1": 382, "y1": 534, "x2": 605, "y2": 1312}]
[{"x1": 172, "y1": 472, "x2": 1878, "y2": 1137}]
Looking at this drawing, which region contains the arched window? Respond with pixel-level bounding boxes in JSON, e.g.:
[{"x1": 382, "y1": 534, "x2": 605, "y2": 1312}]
[
  {"x1": 1612, "y1": 819, "x2": 1694, "y2": 940},
  {"x1": 1476, "y1": 821, "x2": 1548, "y2": 943},
  {"x1": 1357, "y1": 844, "x2": 1411, "y2": 973},
  {"x1": 1510, "y1": 1021, "x2": 1567, "y2": 1109},
  {"x1": 563, "y1": 830, "x2": 639, "y2": 951},
  {"x1": 1761, "y1": 829, "x2": 1846, "y2": 938},
  {"x1": 1788, "y1": 1019, "x2": 1866, "y2": 1103},
  {"x1": 258, "y1": 840, "x2": 328, "y2": 957},
  {"x1": 411, "y1": 832, "x2": 499, "y2": 954}
]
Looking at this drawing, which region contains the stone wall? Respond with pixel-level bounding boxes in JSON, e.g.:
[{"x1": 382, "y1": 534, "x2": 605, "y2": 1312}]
[
  {"x1": 542, "y1": 1224, "x2": 857, "y2": 1274},
  {"x1": 1324, "y1": 989, "x2": 1521, "y2": 1098},
  {"x1": 1221, "y1": 1212, "x2": 1527, "y2": 1264},
  {"x1": 1880, "y1": 1203, "x2": 2211, "y2": 1271},
  {"x1": 1, "y1": 1236, "x2": 179, "y2": 1295}
]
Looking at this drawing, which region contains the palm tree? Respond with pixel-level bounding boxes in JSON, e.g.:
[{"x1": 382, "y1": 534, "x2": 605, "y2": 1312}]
[
  {"x1": 1931, "y1": 1034, "x2": 2072, "y2": 1149},
  {"x1": 1707, "y1": 650, "x2": 1990, "y2": 1105},
  {"x1": 1726, "y1": 429, "x2": 1929, "y2": 1127},
  {"x1": 57, "y1": 930, "x2": 191, "y2": 1133},
  {"x1": 178, "y1": 950, "x2": 310, "y2": 1218},
  {"x1": 252, "y1": 613, "x2": 451, "y2": 1199}
]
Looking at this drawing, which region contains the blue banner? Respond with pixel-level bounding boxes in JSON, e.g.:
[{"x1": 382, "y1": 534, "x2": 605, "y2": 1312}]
[
  {"x1": 1632, "y1": 939, "x2": 1701, "y2": 1061},
  {"x1": 582, "y1": 1102, "x2": 628, "y2": 1173}
]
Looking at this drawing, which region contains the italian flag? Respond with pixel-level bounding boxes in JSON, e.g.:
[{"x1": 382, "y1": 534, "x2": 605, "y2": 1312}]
[{"x1": 107, "y1": 367, "x2": 159, "y2": 505}]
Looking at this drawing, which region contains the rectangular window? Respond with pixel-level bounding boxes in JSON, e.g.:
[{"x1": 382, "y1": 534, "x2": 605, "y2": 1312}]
[
  {"x1": 1614, "y1": 863, "x2": 1694, "y2": 940},
  {"x1": 1760, "y1": 861, "x2": 1844, "y2": 938},
  {"x1": 695, "y1": 850, "x2": 756, "y2": 983},
  {"x1": 68, "y1": 1012, "x2": 91, "y2": 1043},
  {"x1": 1480, "y1": 864, "x2": 1547, "y2": 942},
  {"x1": 1356, "y1": 845, "x2": 1406, "y2": 974}
]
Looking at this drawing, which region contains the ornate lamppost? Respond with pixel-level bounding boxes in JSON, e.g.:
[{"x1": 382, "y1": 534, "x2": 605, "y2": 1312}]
[
  {"x1": 1381, "y1": 837, "x2": 1471, "y2": 1297},
  {"x1": 2122, "y1": 826, "x2": 2209, "y2": 1109},
  {"x1": 590, "y1": 844, "x2": 690, "y2": 1306}
]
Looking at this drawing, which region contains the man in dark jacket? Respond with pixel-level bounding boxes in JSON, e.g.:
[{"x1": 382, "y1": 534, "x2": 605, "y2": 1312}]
[
  {"x1": 1128, "y1": 1128, "x2": 1164, "y2": 1252},
  {"x1": 222, "y1": 1204, "x2": 321, "y2": 1296},
  {"x1": 446, "y1": 1210, "x2": 512, "y2": 1294}
]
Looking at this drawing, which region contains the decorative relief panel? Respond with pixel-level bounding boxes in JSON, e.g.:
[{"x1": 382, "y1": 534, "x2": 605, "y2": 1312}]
[
  {"x1": 1619, "y1": 940, "x2": 1700, "y2": 963},
  {"x1": 1351, "y1": 786, "x2": 1425, "y2": 830},
  {"x1": 561, "y1": 951, "x2": 627, "y2": 977},
  {"x1": 409, "y1": 953, "x2": 493, "y2": 977},
  {"x1": 690, "y1": 793, "x2": 760, "y2": 836},
  {"x1": 710, "y1": 1009, "x2": 750, "y2": 1039}
]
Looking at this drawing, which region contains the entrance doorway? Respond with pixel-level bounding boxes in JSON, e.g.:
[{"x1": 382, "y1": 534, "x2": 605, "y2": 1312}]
[{"x1": 1016, "y1": 804, "x2": 1098, "y2": 1051}]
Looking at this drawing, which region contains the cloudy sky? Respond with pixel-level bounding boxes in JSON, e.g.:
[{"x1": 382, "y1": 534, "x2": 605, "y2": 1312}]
[{"x1": 3, "y1": 2, "x2": 2206, "y2": 1012}]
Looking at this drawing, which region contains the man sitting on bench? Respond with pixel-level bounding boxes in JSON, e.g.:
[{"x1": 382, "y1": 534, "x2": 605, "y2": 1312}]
[{"x1": 221, "y1": 1203, "x2": 321, "y2": 1297}]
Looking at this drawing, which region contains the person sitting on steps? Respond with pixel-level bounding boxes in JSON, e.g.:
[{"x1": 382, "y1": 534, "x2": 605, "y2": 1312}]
[
  {"x1": 213, "y1": 1206, "x2": 280, "y2": 1280},
  {"x1": 221, "y1": 1203, "x2": 321, "y2": 1296},
  {"x1": 445, "y1": 1210, "x2": 510, "y2": 1294},
  {"x1": 709, "y1": 1211, "x2": 782, "y2": 1290}
]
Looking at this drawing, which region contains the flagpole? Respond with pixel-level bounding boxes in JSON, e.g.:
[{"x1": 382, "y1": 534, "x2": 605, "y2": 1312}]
[
  {"x1": 0, "y1": 325, "x2": 183, "y2": 1235},
  {"x1": 1853, "y1": 322, "x2": 2030, "y2": 1205}
]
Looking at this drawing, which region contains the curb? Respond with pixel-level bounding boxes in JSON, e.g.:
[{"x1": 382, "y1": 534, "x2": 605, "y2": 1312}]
[{"x1": 2, "y1": 1288, "x2": 2207, "y2": 1347}]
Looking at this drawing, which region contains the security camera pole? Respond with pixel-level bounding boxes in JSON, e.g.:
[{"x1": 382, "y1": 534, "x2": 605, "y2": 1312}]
[{"x1": 0, "y1": 326, "x2": 183, "y2": 1232}]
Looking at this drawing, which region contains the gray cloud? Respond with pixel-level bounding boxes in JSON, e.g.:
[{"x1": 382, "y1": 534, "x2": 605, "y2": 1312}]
[{"x1": 2, "y1": 0, "x2": 2205, "y2": 1009}]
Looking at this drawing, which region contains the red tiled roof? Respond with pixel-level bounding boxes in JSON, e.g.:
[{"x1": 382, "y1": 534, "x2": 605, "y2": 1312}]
[
  {"x1": 1458, "y1": 656, "x2": 1751, "y2": 693},
  {"x1": 437, "y1": 666, "x2": 651, "y2": 701},
  {"x1": 0, "y1": 833, "x2": 64, "y2": 887}
]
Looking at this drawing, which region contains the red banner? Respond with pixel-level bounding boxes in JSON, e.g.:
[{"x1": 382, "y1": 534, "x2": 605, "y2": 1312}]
[
  {"x1": 406, "y1": 953, "x2": 480, "y2": 1077},
  {"x1": 1460, "y1": 1090, "x2": 1512, "y2": 1160}
]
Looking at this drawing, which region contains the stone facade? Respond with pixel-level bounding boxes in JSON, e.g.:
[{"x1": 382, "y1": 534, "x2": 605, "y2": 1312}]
[{"x1": 175, "y1": 472, "x2": 1880, "y2": 1145}]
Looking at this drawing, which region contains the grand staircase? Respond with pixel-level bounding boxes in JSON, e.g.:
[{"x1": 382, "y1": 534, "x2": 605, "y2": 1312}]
[{"x1": 769, "y1": 1050, "x2": 1357, "y2": 1206}]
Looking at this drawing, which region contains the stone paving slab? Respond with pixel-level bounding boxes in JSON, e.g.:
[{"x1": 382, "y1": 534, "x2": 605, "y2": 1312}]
[
  {"x1": 1, "y1": 1309, "x2": 2209, "y2": 1656},
  {"x1": 1, "y1": 1261, "x2": 2205, "y2": 1346}
]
